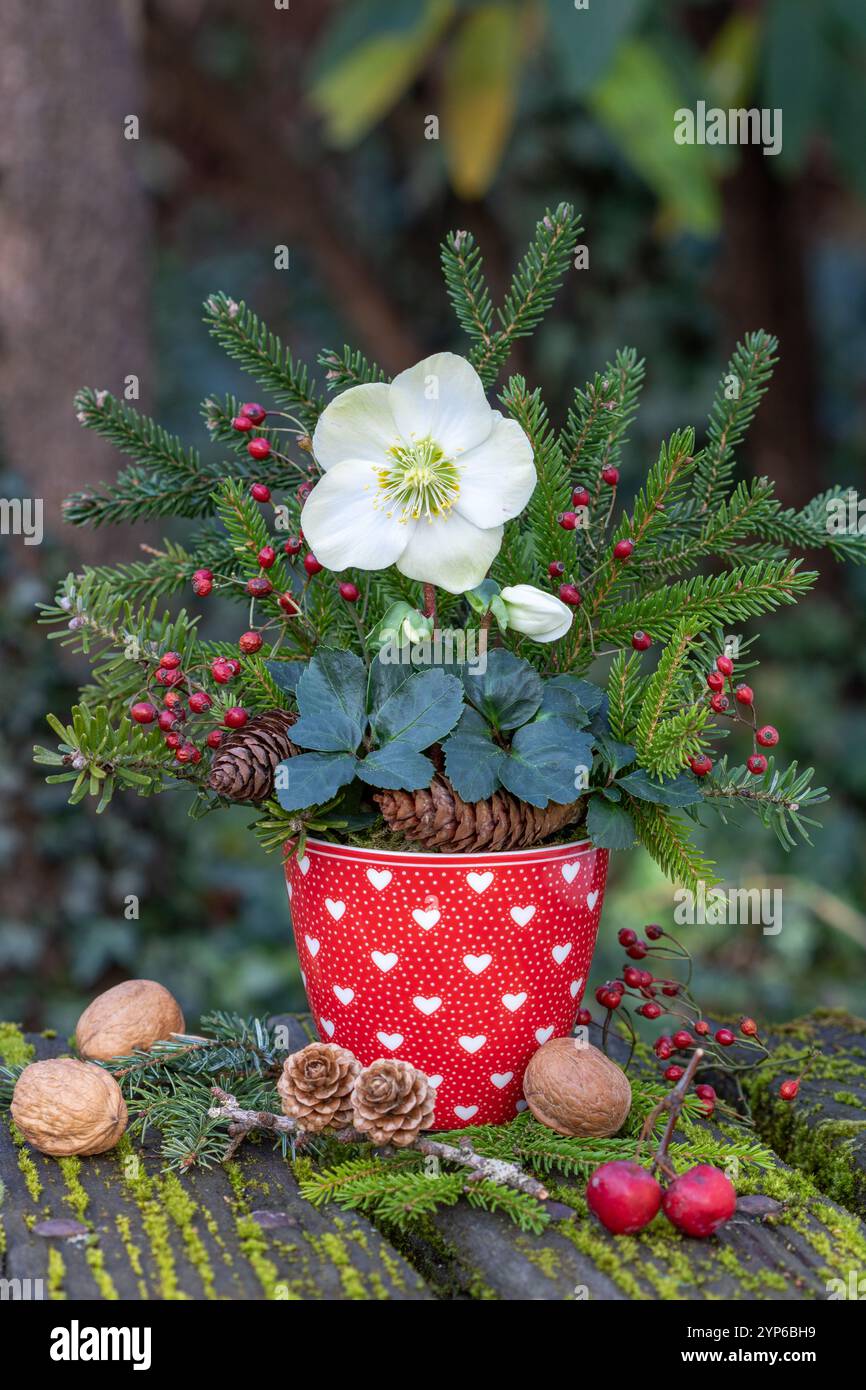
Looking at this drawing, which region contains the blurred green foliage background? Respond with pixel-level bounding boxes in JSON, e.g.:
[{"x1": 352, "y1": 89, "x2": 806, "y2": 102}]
[{"x1": 1, "y1": 0, "x2": 864, "y2": 1035}]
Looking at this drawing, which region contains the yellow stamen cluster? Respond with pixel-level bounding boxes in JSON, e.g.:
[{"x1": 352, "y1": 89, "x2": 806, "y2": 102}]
[{"x1": 374, "y1": 437, "x2": 461, "y2": 524}]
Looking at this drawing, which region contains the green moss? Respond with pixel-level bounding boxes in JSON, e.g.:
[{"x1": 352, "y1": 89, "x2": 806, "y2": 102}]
[
  {"x1": 747, "y1": 1073, "x2": 866, "y2": 1213},
  {"x1": 85, "y1": 1239, "x2": 119, "y2": 1300},
  {"x1": 11, "y1": 1123, "x2": 43, "y2": 1202},
  {"x1": 115, "y1": 1213, "x2": 146, "y2": 1287},
  {"x1": 0, "y1": 1021, "x2": 35, "y2": 1067},
  {"x1": 58, "y1": 1156, "x2": 90, "y2": 1222},
  {"x1": 158, "y1": 1173, "x2": 217, "y2": 1300},
  {"x1": 556, "y1": 1218, "x2": 649, "y2": 1300},
  {"x1": 47, "y1": 1247, "x2": 67, "y2": 1300},
  {"x1": 306, "y1": 1229, "x2": 367, "y2": 1300},
  {"x1": 116, "y1": 1135, "x2": 187, "y2": 1300},
  {"x1": 832, "y1": 1091, "x2": 866, "y2": 1109}
]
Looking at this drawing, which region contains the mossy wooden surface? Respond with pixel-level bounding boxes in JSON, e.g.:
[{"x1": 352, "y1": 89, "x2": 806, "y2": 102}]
[{"x1": 2, "y1": 1013, "x2": 866, "y2": 1301}]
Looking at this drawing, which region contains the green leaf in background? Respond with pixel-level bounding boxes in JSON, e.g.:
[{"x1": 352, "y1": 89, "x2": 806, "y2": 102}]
[
  {"x1": 589, "y1": 39, "x2": 720, "y2": 236},
  {"x1": 462, "y1": 649, "x2": 543, "y2": 731},
  {"x1": 295, "y1": 648, "x2": 367, "y2": 748},
  {"x1": 546, "y1": 0, "x2": 649, "y2": 95},
  {"x1": 546, "y1": 674, "x2": 606, "y2": 718},
  {"x1": 586, "y1": 795, "x2": 637, "y2": 851},
  {"x1": 443, "y1": 2, "x2": 522, "y2": 199},
  {"x1": 264, "y1": 659, "x2": 305, "y2": 698},
  {"x1": 356, "y1": 744, "x2": 436, "y2": 791},
  {"x1": 275, "y1": 752, "x2": 357, "y2": 812},
  {"x1": 618, "y1": 767, "x2": 702, "y2": 808},
  {"x1": 371, "y1": 668, "x2": 464, "y2": 750},
  {"x1": 309, "y1": 0, "x2": 454, "y2": 146},
  {"x1": 764, "y1": 0, "x2": 826, "y2": 171},
  {"x1": 443, "y1": 730, "x2": 506, "y2": 801}
]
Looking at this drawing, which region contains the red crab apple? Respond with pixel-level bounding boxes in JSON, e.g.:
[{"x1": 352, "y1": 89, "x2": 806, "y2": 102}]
[
  {"x1": 662, "y1": 1165, "x2": 736, "y2": 1237},
  {"x1": 586, "y1": 1161, "x2": 662, "y2": 1235}
]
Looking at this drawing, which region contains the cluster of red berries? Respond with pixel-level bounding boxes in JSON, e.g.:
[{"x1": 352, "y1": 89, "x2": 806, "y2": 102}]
[
  {"x1": 130, "y1": 649, "x2": 251, "y2": 764},
  {"x1": 687, "y1": 651, "x2": 779, "y2": 780},
  {"x1": 551, "y1": 472, "x2": 634, "y2": 606},
  {"x1": 587, "y1": 1159, "x2": 736, "y2": 1238}
]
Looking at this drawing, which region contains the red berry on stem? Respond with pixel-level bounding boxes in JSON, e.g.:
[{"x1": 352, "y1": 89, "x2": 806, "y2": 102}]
[
  {"x1": 304, "y1": 553, "x2": 323, "y2": 576},
  {"x1": 756, "y1": 725, "x2": 779, "y2": 748},
  {"x1": 192, "y1": 576, "x2": 213, "y2": 597},
  {"x1": 623, "y1": 966, "x2": 642, "y2": 987},
  {"x1": 715, "y1": 1028, "x2": 736, "y2": 1047},
  {"x1": 224, "y1": 707, "x2": 248, "y2": 729},
  {"x1": 250, "y1": 482, "x2": 271, "y2": 502},
  {"x1": 193, "y1": 568, "x2": 213, "y2": 583},
  {"x1": 661, "y1": 982, "x2": 679, "y2": 998},
  {"x1": 558, "y1": 583, "x2": 582, "y2": 606},
  {"x1": 155, "y1": 666, "x2": 183, "y2": 688},
  {"x1": 662, "y1": 1165, "x2": 736, "y2": 1238},
  {"x1": 586, "y1": 1161, "x2": 662, "y2": 1235},
  {"x1": 575, "y1": 1008, "x2": 592, "y2": 1027},
  {"x1": 694, "y1": 1020, "x2": 710, "y2": 1036},
  {"x1": 548, "y1": 560, "x2": 565, "y2": 578},
  {"x1": 601, "y1": 466, "x2": 620, "y2": 486},
  {"x1": 739, "y1": 1017, "x2": 758, "y2": 1037},
  {"x1": 130, "y1": 701, "x2": 158, "y2": 725},
  {"x1": 734, "y1": 684, "x2": 753, "y2": 706},
  {"x1": 710, "y1": 692, "x2": 729, "y2": 713},
  {"x1": 283, "y1": 536, "x2": 302, "y2": 556},
  {"x1": 247, "y1": 576, "x2": 273, "y2": 598},
  {"x1": 188, "y1": 691, "x2": 212, "y2": 714},
  {"x1": 241, "y1": 403, "x2": 267, "y2": 425},
  {"x1": 158, "y1": 708, "x2": 181, "y2": 732},
  {"x1": 631, "y1": 630, "x2": 652, "y2": 651},
  {"x1": 572, "y1": 487, "x2": 590, "y2": 508},
  {"x1": 210, "y1": 658, "x2": 234, "y2": 685},
  {"x1": 159, "y1": 651, "x2": 182, "y2": 670},
  {"x1": 257, "y1": 546, "x2": 276, "y2": 569},
  {"x1": 706, "y1": 670, "x2": 724, "y2": 692},
  {"x1": 278, "y1": 592, "x2": 300, "y2": 616},
  {"x1": 206, "y1": 729, "x2": 223, "y2": 749},
  {"x1": 164, "y1": 732, "x2": 181, "y2": 750},
  {"x1": 248, "y1": 441, "x2": 271, "y2": 464},
  {"x1": 695, "y1": 1084, "x2": 716, "y2": 1102},
  {"x1": 672, "y1": 1030, "x2": 694, "y2": 1051},
  {"x1": 639, "y1": 1001, "x2": 662, "y2": 1020},
  {"x1": 645, "y1": 924, "x2": 663, "y2": 940},
  {"x1": 655, "y1": 1040, "x2": 673, "y2": 1061},
  {"x1": 339, "y1": 581, "x2": 360, "y2": 603},
  {"x1": 747, "y1": 753, "x2": 768, "y2": 775},
  {"x1": 716, "y1": 654, "x2": 734, "y2": 677},
  {"x1": 618, "y1": 928, "x2": 638, "y2": 947},
  {"x1": 557, "y1": 511, "x2": 578, "y2": 530},
  {"x1": 665, "y1": 1065, "x2": 685, "y2": 1082},
  {"x1": 231, "y1": 414, "x2": 253, "y2": 433},
  {"x1": 688, "y1": 754, "x2": 713, "y2": 777},
  {"x1": 779, "y1": 1079, "x2": 800, "y2": 1101},
  {"x1": 626, "y1": 940, "x2": 648, "y2": 960},
  {"x1": 238, "y1": 631, "x2": 263, "y2": 655},
  {"x1": 613, "y1": 538, "x2": 634, "y2": 560},
  {"x1": 638, "y1": 969, "x2": 654, "y2": 987},
  {"x1": 175, "y1": 741, "x2": 197, "y2": 764}
]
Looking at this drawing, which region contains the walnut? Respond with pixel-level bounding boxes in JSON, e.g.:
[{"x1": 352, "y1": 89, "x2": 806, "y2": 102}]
[
  {"x1": 11, "y1": 1058, "x2": 128, "y2": 1156},
  {"x1": 75, "y1": 979, "x2": 185, "y2": 1061},
  {"x1": 523, "y1": 1037, "x2": 632, "y2": 1137}
]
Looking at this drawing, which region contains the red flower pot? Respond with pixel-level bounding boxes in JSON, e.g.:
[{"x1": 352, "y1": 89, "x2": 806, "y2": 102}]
[{"x1": 285, "y1": 837, "x2": 608, "y2": 1126}]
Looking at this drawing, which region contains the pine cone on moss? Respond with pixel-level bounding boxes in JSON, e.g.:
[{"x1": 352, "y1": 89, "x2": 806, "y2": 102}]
[
  {"x1": 374, "y1": 775, "x2": 586, "y2": 853},
  {"x1": 277, "y1": 1042, "x2": 361, "y2": 1134},
  {"x1": 208, "y1": 709, "x2": 299, "y2": 802},
  {"x1": 351, "y1": 1059, "x2": 437, "y2": 1147}
]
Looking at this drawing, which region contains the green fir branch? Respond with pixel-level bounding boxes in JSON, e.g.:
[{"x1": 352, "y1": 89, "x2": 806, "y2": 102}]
[
  {"x1": 318, "y1": 346, "x2": 389, "y2": 393},
  {"x1": 203, "y1": 293, "x2": 325, "y2": 431}
]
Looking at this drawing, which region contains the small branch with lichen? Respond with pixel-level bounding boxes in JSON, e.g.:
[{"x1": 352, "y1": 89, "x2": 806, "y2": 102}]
[{"x1": 208, "y1": 1087, "x2": 548, "y2": 1197}]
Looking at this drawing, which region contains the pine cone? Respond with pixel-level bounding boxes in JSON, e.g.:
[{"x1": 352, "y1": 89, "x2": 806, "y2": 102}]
[
  {"x1": 374, "y1": 774, "x2": 586, "y2": 853},
  {"x1": 351, "y1": 1059, "x2": 437, "y2": 1147},
  {"x1": 208, "y1": 709, "x2": 299, "y2": 802},
  {"x1": 277, "y1": 1042, "x2": 361, "y2": 1134}
]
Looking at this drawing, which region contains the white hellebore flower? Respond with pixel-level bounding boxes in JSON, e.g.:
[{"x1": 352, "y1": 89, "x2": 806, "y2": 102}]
[
  {"x1": 301, "y1": 353, "x2": 536, "y2": 595},
  {"x1": 500, "y1": 584, "x2": 574, "y2": 643}
]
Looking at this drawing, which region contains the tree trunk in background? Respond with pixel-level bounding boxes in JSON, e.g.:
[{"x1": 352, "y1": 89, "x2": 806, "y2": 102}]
[{"x1": 0, "y1": 0, "x2": 151, "y2": 563}]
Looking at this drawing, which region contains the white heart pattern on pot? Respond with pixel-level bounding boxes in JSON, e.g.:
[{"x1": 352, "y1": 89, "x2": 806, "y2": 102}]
[
  {"x1": 501, "y1": 992, "x2": 527, "y2": 1013},
  {"x1": 325, "y1": 898, "x2": 345, "y2": 922},
  {"x1": 490, "y1": 1072, "x2": 514, "y2": 1089},
  {"x1": 454, "y1": 1105, "x2": 478, "y2": 1121},
  {"x1": 412, "y1": 908, "x2": 440, "y2": 930},
  {"x1": 304, "y1": 935, "x2": 320, "y2": 958},
  {"x1": 287, "y1": 883, "x2": 292, "y2": 901},
  {"x1": 298, "y1": 855, "x2": 310, "y2": 876},
  {"x1": 413, "y1": 995, "x2": 442, "y2": 1016},
  {"x1": 510, "y1": 905, "x2": 536, "y2": 927},
  {"x1": 570, "y1": 977, "x2": 584, "y2": 998},
  {"x1": 467, "y1": 871, "x2": 493, "y2": 894},
  {"x1": 463, "y1": 953, "x2": 492, "y2": 975},
  {"x1": 371, "y1": 950, "x2": 398, "y2": 973},
  {"x1": 366, "y1": 868, "x2": 392, "y2": 891},
  {"x1": 458, "y1": 1035, "x2": 486, "y2": 1054},
  {"x1": 561, "y1": 861, "x2": 580, "y2": 884},
  {"x1": 552, "y1": 943, "x2": 573, "y2": 964},
  {"x1": 320, "y1": 1019, "x2": 335, "y2": 1038},
  {"x1": 377, "y1": 1032, "x2": 403, "y2": 1051},
  {"x1": 428, "y1": 1075, "x2": 443, "y2": 1090},
  {"x1": 586, "y1": 889, "x2": 599, "y2": 910},
  {"x1": 333, "y1": 985, "x2": 354, "y2": 1006},
  {"x1": 535, "y1": 1026, "x2": 554, "y2": 1045}
]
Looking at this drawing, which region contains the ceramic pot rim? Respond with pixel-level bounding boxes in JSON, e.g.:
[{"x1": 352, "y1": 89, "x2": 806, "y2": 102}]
[{"x1": 291, "y1": 835, "x2": 596, "y2": 870}]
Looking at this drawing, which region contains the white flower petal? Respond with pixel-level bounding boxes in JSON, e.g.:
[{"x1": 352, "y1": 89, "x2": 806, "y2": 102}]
[
  {"x1": 301, "y1": 458, "x2": 408, "y2": 571},
  {"x1": 396, "y1": 511, "x2": 503, "y2": 594},
  {"x1": 452, "y1": 415, "x2": 536, "y2": 528},
  {"x1": 312, "y1": 382, "x2": 397, "y2": 472},
  {"x1": 500, "y1": 585, "x2": 573, "y2": 643},
  {"x1": 389, "y1": 353, "x2": 493, "y2": 456}
]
